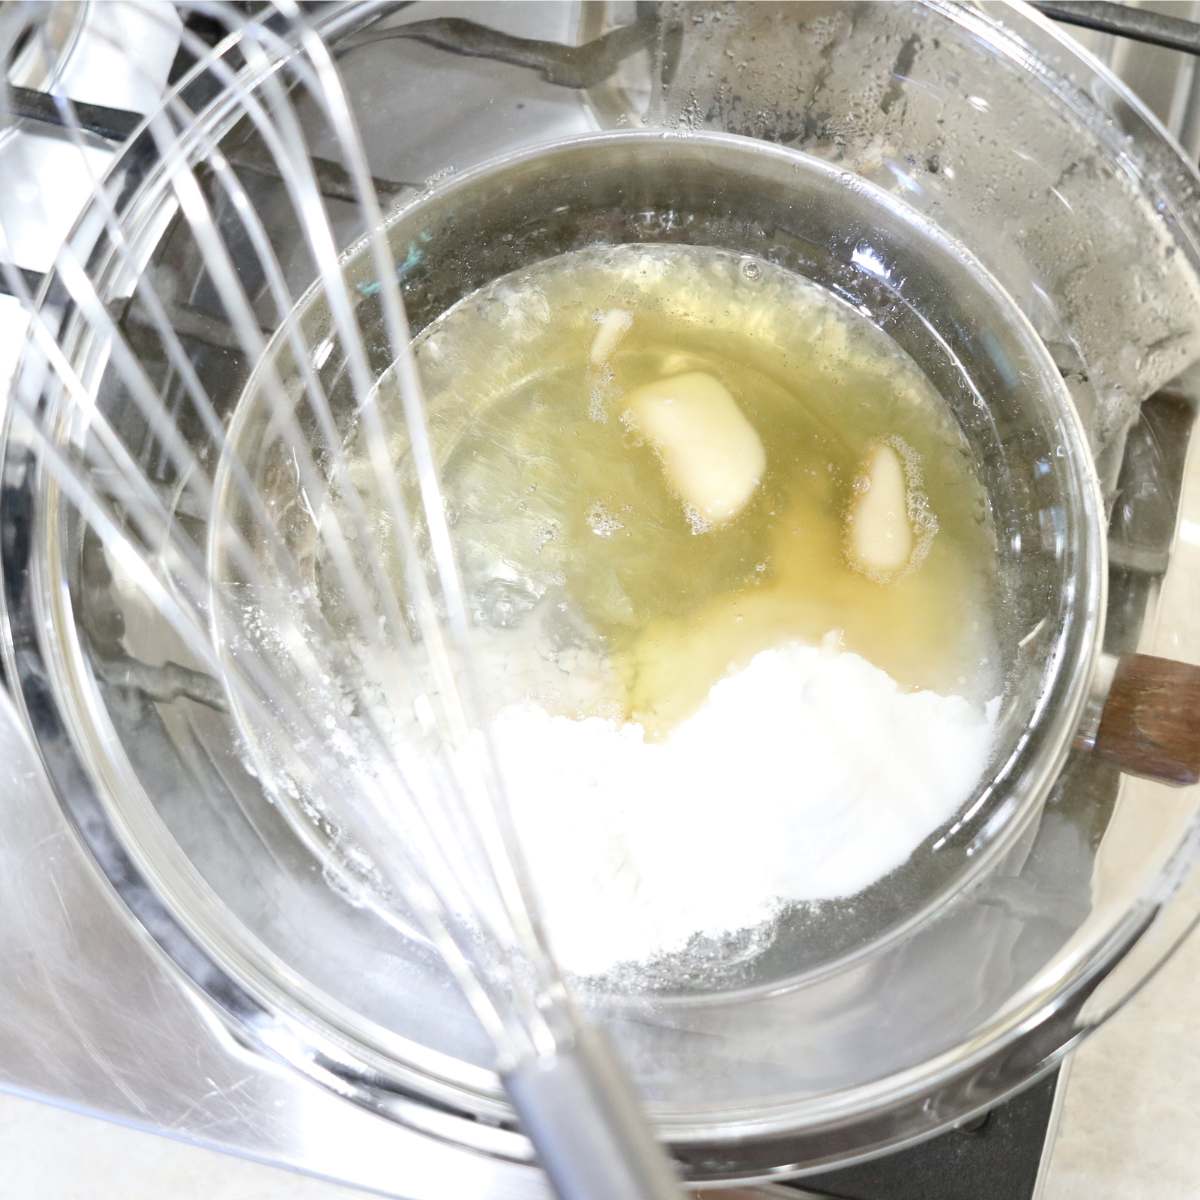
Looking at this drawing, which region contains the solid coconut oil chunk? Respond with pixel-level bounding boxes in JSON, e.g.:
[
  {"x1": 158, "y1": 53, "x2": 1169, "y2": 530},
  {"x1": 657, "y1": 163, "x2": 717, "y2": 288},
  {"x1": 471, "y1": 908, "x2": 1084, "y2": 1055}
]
[
  {"x1": 847, "y1": 441, "x2": 916, "y2": 579},
  {"x1": 623, "y1": 371, "x2": 766, "y2": 526},
  {"x1": 350, "y1": 242, "x2": 1004, "y2": 976}
]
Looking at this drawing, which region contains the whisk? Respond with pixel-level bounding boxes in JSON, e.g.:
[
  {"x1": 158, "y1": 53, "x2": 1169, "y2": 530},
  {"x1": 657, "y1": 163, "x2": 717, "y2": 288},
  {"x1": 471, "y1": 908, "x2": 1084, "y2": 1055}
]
[{"x1": 0, "y1": 4, "x2": 680, "y2": 1197}]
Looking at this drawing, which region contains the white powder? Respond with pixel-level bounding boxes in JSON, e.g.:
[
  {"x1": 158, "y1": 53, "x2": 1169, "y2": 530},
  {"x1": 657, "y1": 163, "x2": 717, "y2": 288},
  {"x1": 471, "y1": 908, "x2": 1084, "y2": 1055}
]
[{"x1": 493, "y1": 640, "x2": 996, "y2": 978}]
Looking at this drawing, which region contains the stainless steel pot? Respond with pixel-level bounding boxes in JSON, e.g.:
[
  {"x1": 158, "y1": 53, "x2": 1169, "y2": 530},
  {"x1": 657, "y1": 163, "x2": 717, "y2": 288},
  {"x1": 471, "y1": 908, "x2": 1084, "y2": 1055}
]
[{"x1": 4, "y1": 0, "x2": 1200, "y2": 1188}]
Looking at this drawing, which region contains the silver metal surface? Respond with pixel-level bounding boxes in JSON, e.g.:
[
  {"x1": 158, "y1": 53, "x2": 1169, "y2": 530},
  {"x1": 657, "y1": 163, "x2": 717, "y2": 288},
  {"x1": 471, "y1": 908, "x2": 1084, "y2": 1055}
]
[
  {"x1": 4, "y1": 1, "x2": 90, "y2": 94},
  {"x1": 0, "y1": 681, "x2": 547, "y2": 1200},
  {"x1": 1031, "y1": 1058, "x2": 1073, "y2": 1200},
  {"x1": 1058, "y1": 0, "x2": 1200, "y2": 157}
]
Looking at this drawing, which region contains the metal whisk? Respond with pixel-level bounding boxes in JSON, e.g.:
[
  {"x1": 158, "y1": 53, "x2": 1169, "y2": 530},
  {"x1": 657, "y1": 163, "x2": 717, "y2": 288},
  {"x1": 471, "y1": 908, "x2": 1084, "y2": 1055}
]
[{"x1": 0, "y1": 4, "x2": 680, "y2": 1197}]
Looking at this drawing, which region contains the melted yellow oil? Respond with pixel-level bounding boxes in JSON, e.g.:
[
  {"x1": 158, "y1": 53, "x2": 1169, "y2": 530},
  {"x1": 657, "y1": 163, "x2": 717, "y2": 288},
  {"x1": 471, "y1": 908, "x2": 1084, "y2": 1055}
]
[{"x1": 406, "y1": 243, "x2": 999, "y2": 735}]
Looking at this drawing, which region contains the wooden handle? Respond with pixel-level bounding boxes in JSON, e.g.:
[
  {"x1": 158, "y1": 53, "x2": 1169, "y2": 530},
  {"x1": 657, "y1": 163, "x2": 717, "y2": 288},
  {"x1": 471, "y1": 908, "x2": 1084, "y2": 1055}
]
[{"x1": 1092, "y1": 654, "x2": 1200, "y2": 786}]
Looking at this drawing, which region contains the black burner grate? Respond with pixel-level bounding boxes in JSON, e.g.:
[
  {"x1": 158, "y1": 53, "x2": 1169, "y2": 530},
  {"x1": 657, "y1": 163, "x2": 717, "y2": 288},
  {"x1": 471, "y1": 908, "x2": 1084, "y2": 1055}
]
[{"x1": 795, "y1": 1071, "x2": 1061, "y2": 1200}]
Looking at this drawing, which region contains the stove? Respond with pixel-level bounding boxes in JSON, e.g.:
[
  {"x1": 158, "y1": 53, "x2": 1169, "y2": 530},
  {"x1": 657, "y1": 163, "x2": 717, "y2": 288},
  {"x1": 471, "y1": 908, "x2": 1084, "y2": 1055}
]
[{"x1": 1, "y1": 4, "x2": 1198, "y2": 1199}]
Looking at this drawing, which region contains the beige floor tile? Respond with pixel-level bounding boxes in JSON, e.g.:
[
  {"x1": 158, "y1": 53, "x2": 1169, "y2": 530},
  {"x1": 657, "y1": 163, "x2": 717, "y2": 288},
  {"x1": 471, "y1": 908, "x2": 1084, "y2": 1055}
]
[{"x1": 1043, "y1": 926, "x2": 1200, "y2": 1199}]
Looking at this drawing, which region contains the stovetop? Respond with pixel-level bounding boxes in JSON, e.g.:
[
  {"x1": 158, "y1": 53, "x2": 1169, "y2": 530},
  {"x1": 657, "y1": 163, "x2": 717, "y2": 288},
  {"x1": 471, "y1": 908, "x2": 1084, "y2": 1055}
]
[
  {"x1": 1, "y1": 4, "x2": 1198, "y2": 1199},
  {"x1": 798, "y1": 1072, "x2": 1062, "y2": 1200}
]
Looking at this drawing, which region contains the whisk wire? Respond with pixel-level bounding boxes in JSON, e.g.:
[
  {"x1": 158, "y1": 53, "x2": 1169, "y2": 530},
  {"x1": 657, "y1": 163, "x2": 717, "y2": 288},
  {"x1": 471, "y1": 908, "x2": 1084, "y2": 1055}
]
[
  {"x1": 1, "y1": 6, "x2": 684, "y2": 1195},
  {"x1": 4, "y1": 0, "x2": 563, "y2": 1061}
]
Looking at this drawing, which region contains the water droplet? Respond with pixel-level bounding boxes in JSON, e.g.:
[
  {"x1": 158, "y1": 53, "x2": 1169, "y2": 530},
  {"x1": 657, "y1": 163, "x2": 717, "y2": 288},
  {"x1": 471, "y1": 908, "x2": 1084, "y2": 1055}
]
[
  {"x1": 684, "y1": 504, "x2": 712, "y2": 536},
  {"x1": 586, "y1": 502, "x2": 624, "y2": 538}
]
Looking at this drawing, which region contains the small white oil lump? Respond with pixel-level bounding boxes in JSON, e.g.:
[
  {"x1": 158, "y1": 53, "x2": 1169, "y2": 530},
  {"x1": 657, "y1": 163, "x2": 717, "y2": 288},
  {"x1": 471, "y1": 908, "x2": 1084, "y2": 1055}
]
[
  {"x1": 589, "y1": 308, "x2": 633, "y2": 366},
  {"x1": 846, "y1": 441, "x2": 914, "y2": 578},
  {"x1": 623, "y1": 371, "x2": 766, "y2": 525}
]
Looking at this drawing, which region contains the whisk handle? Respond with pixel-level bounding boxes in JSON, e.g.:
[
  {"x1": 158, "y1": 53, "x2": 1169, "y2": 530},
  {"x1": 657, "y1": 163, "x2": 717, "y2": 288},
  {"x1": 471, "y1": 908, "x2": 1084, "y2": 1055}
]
[{"x1": 504, "y1": 1028, "x2": 683, "y2": 1200}]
